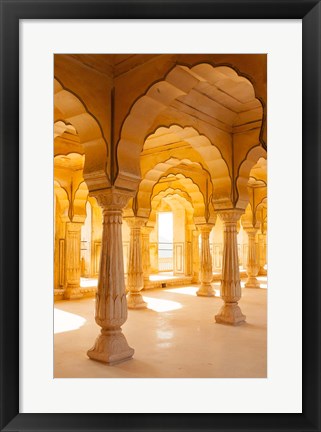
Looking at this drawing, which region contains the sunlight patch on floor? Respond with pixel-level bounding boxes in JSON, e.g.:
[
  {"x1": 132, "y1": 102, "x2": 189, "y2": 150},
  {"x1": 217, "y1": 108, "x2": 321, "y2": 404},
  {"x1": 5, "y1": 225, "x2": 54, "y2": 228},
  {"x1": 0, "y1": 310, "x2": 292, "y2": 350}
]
[
  {"x1": 54, "y1": 309, "x2": 87, "y2": 334},
  {"x1": 164, "y1": 286, "x2": 221, "y2": 296},
  {"x1": 164, "y1": 286, "x2": 198, "y2": 296},
  {"x1": 142, "y1": 296, "x2": 182, "y2": 312}
]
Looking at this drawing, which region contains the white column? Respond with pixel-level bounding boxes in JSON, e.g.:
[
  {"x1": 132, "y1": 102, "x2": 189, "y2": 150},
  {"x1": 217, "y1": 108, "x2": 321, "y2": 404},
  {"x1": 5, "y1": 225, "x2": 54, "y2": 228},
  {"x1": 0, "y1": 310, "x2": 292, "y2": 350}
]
[
  {"x1": 192, "y1": 230, "x2": 200, "y2": 283},
  {"x1": 141, "y1": 225, "x2": 153, "y2": 287},
  {"x1": 87, "y1": 189, "x2": 134, "y2": 365},
  {"x1": 126, "y1": 217, "x2": 147, "y2": 309},
  {"x1": 245, "y1": 228, "x2": 260, "y2": 288},
  {"x1": 215, "y1": 210, "x2": 246, "y2": 325},
  {"x1": 64, "y1": 222, "x2": 83, "y2": 300},
  {"x1": 197, "y1": 224, "x2": 215, "y2": 297},
  {"x1": 258, "y1": 233, "x2": 267, "y2": 275}
]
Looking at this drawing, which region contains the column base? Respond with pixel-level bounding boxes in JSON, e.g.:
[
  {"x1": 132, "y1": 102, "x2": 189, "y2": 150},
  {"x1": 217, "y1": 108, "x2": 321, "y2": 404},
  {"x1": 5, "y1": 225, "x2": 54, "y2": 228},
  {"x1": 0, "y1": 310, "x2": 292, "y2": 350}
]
[
  {"x1": 245, "y1": 277, "x2": 261, "y2": 288},
  {"x1": 197, "y1": 283, "x2": 215, "y2": 297},
  {"x1": 215, "y1": 302, "x2": 246, "y2": 325},
  {"x1": 64, "y1": 287, "x2": 83, "y2": 300},
  {"x1": 87, "y1": 329, "x2": 134, "y2": 365},
  {"x1": 127, "y1": 292, "x2": 147, "y2": 309},
  {"x1": 259, "y1": 267, "x2": 267, "y2": 276}
]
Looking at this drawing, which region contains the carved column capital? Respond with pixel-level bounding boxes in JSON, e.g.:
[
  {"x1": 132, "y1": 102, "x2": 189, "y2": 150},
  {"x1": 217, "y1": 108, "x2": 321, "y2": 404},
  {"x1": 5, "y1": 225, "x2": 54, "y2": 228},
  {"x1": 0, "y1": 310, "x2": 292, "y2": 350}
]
[
  {"x1": 219, "y1": 209, "x2": 244, "y2": 224},
  {"x1": 124, "y1": 217, "x2": 147, "y2": 229},
  {"x1": 196, "y1": 224, "x2": 214, "y2": 235},
  {"x1": 244, "y1": 227, "x2": 258, "y2": 236},
  {"x1": 141, "y1": 225, "x2": 154, "y2": 236},
  {"x1": 90, "y1": 188, "x2": 134, "y2": 211}
]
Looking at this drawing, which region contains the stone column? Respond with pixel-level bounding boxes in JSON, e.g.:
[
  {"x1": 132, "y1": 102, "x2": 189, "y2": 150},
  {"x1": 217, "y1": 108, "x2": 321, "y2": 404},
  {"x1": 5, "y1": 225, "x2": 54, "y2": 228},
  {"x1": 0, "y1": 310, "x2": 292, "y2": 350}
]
[
  {"x1": 245, "y1": 228, "x2": 260, "y2": 288},
  {"x1": 126, "y1": 217, "x2": 147, "y2": 309},
  {"x1": 64, "y1": 222, "x2": 83, "y2": 300},
  {"x1": 215, "y1": 210, "x2": 246, "y2": 325},
  {"x1": 141, "y1": 225, "x2": 153, "y2": 288},
  {"x1": 185, "y1": 225, "x2": 193, "y2": 277},
  {"x1": 192, "y1": 230, "x2": 200, "y2": 283},
  {"x1": 258, "y1": 233, "x2": 267, "y2": 275},
  {"x1": 197, "y1": 224, "x2": 214, "y2": 297},
  {"x1": 87, "y1": 189, "x2": 134, "y2": 365}
]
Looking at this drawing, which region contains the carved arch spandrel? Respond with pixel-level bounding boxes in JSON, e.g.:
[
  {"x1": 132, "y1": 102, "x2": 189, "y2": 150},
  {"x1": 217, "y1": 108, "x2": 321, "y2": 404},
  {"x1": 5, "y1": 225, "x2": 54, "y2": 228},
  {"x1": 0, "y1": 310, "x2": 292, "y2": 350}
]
[
  {"x1": 72, "y1": 181, "x2": 89, "y2": 224},
  {"x1": 54, "y1": 180, "x2": 70, "y2": 223},
  {"x1": 54, "y1": 78, "x2": 110, "y2": 192},
  {"x1": 236, "y1": 146, "x2": 267, "y2": 210}
]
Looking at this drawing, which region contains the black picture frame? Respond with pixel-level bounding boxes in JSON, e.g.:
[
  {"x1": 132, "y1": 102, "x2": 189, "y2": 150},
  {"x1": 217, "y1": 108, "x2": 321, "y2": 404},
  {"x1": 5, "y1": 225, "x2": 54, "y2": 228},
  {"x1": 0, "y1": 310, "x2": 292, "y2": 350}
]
[{"x1": 0, "y1": 1, "x2": 320, "y2": 431}]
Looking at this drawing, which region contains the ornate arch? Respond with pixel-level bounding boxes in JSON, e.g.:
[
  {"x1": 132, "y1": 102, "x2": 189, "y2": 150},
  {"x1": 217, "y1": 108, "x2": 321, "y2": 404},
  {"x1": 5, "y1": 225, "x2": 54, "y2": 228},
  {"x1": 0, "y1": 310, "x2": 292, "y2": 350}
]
[
  {"x1": 149, "y1": 188, "x2": 195, "y2": 225},
  {"x1": 116, "y1": 64, "x2": 263, "y2": 201}
]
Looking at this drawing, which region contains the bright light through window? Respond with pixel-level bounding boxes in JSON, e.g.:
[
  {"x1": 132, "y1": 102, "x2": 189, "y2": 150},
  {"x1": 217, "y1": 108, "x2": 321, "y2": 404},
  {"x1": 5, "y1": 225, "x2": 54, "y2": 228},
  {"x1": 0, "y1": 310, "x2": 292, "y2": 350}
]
[
  {"x1": 158, "y1": 212, "x2": 173, "y2": 243},
  {"x1": 158, "y1": 212, "x2": 173, "y2": 272}
]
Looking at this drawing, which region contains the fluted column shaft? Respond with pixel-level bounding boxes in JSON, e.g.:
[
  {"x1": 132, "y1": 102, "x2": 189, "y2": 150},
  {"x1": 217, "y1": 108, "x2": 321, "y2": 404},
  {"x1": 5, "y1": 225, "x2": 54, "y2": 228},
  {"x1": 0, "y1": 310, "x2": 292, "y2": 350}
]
[
  {"x1": 142, "y1": 226, "x2": 153, "y2": 286},
  {"x1": 245, "y1": 228, "x2": 260, "y2": 288},
  {"x1": 126, "y1": 218, "x2": 147, "y2": 309},
  {"x1": 87, "y1": 190, "x2": 134, "y2": 365},
  {"x1": 64, "y1": 222, "x2": 83, "y2": 300},
  {"x1": 197, "y1": 225, "x2": 214, "y2": 297},
  {"x1": 215, "y1": 211, "x2": 246, "y2": 325},
  {"x1": 258, "y1": 233, "x2": 267, "y2": 275},
  {"x1": 192, "y1": 230, "x2": 200, "y2": 283}
]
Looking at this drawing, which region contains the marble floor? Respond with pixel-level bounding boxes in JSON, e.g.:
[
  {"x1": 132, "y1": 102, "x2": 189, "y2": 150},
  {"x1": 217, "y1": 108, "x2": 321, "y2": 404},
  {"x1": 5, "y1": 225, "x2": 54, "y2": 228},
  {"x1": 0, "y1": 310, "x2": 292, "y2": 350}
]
[{"x1": 54, "y1": 279, "x2": 267, "y2": 378}]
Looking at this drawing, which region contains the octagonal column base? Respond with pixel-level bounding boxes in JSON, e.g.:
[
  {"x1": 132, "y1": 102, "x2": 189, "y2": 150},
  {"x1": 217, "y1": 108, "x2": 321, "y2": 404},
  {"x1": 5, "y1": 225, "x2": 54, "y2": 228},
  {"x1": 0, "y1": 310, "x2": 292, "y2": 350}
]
[
  {"x1": 197, "y1": 283, "x2": 215, "y2": 297},
  {"x1": 245, "y1": 277, "x2": 261, "y2": 288},
  {"x1": 215, "y1": 303, "x2": 246, "y2": 326},
  {"x1": 127, "y1": 292, "x2": 147, "y2": 309},
  {"x1": 64, "y1": 286, "x2": 83, "y2": 300},
  {"x1": 87, "y1": 329, "x2": 134, "y2": 365}
]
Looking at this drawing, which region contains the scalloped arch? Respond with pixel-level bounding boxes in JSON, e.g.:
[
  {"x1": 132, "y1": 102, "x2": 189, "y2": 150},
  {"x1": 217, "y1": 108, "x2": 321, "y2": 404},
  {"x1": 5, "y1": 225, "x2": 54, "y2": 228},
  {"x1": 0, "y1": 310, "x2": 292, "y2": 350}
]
[
  {"x1": 149, "y1": 188, "x2": 195, "y2": 225},
  {"x1": 137, "y1": 157, "x2": 210, "y2": 214},
  {"x1": 72, "y1": 181, "x2": 89, "y2": 223},
  {"x1": 142, "y1": 125, "x2": 232, "y2": 208},
  {"x1": 116, "y1": 64, "x2": 261, "y2": 205}
]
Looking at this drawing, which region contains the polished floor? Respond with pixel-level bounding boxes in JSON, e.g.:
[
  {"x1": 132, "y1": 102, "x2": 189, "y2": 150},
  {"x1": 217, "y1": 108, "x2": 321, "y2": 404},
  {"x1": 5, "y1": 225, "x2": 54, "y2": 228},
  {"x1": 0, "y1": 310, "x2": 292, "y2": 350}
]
[{"x1": 54, "y1": 279, "x2": 267, "y2": 378}]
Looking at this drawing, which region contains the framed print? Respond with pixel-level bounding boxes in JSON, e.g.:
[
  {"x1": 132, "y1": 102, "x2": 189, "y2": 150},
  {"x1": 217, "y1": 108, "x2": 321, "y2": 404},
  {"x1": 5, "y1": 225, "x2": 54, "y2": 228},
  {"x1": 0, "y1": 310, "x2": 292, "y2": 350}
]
[{"x1": 0, "y1": 0, "x2": 320, "y2": 431}]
